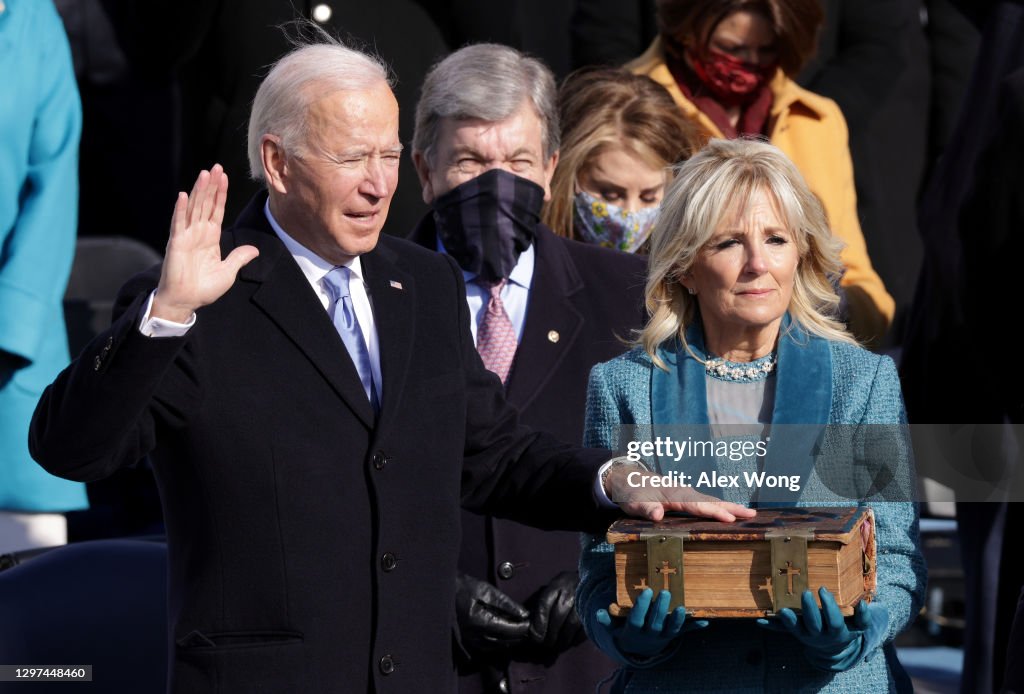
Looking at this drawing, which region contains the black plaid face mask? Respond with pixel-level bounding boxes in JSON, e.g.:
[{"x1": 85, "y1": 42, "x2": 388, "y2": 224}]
[{"x1": 432, "y1": 168, "x2": 544, "y2": 284}]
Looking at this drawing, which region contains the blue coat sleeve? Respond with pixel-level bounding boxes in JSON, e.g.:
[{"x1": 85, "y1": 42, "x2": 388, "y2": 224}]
[
  {"x1": 858, "y1": 355, "x2": 927, "y2": 645},
  {"x1": 0, "y1": 0, "x2": 81, "y2": 365},
  {"x1": 577, "y1": 361, "x2": 685, "y2": 668},
  {"x1": 0, "y1": 0, "x2": 86, "y2": 512}
]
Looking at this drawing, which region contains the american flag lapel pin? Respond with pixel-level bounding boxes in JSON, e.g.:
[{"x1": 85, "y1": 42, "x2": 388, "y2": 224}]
[{"x1": 389, "y1": 280, "x2": 404, "y2": 290}]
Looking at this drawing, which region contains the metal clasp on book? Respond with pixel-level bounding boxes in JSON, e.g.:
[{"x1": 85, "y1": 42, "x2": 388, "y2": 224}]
[
  {"x1": 766, "y1": 529, "x2": 811, "y2": 613},
  {"x1": 642, "y1": 535, "x2": 685, "y2": 612}
]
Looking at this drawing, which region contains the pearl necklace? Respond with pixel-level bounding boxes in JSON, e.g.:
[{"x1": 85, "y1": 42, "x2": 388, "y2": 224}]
[{"x1": 704, "y1": 352, "x2": 778, "y2": 383}]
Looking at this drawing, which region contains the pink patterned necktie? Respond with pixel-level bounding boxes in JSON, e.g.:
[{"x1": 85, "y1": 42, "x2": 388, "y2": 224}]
[{"x1": 476, "y1": 279, "x2": 517, "y2": 384}]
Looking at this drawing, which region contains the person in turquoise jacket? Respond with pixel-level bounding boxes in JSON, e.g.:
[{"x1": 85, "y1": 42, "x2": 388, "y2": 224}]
[
  {"x1": 577, "y1": 138, "x2": 926, "y2": 692},
  {"x1": 0, "y1": 0, "x2": 87, "y2": 551}
]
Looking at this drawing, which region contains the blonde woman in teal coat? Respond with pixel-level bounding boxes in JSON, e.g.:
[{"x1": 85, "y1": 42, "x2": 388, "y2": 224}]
[
  {"x1": 0, "y1": 0, "x2": 86, "y2": 550},
  {"x1": 577, "y1": 138, "x2": 925, "y2": 692}
]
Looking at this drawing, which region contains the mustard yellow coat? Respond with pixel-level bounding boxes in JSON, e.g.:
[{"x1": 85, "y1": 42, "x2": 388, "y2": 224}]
[{"x1": 628, "y1": 38, "x2": 894, "y2": 346}]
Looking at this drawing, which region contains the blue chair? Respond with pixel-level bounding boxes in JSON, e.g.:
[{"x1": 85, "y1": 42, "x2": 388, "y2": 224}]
[{"x1": 0, "y1": 539, "x2": 168, "y2": 693}]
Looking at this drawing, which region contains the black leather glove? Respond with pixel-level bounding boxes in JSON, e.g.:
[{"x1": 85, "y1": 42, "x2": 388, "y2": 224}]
[
  {"x1": 524, "y1": 571, "x2": 586, "y2": 657},
  {"x1": 455, "y1": 572, "x2": 531, "y2": 659}
]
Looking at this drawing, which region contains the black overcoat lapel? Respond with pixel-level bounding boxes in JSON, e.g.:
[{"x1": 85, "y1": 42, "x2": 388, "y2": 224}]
[
  {"x1": 504, "y1": 227, "x2": 585, "y2": 412},
  {"x1": 231, "y1": 199, "x2": 376, "y2": 429},
  {"x1": 360, "y1": 239, "x2": 415, "y2": 437}
]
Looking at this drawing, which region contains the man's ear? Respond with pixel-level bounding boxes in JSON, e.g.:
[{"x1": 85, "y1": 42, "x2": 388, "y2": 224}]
[
  {"x1": 261, "y1": 135, "x2": 288, "y2": 194},
  {"x1": 412, "y1": 150, "x2": 435, "y2": 205},
  {"x1": 541, "y1": 150, "x2": 559, "y2": 202}
]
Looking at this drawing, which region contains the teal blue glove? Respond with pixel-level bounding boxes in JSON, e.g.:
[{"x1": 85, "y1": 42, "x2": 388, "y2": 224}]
[
  {"x1": 593, "y1": 588, "x2": 707, "y2": 665},
  {"x1": 757, "y1": 587, "x2": 889, "y2": 671}
]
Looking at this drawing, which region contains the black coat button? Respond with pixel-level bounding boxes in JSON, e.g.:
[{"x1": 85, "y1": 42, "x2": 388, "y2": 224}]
[
  {"x1": 381, "y1": 552, "x2": 397, "y2": 572},
  {"x1": 372, "y1": 451, "x2": 387, "y2": 470},
  {"x1": 379, "y1": 655, "x2": 395, "y2": 675},
  {"x1": 497, "y1": 561, "x2": 514, "y2": 580}
]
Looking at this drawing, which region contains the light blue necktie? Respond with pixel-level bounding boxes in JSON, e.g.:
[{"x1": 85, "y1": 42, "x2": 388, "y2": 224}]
[{"x1": 324, "y1": 266, "x2": 379, "y2": 413}]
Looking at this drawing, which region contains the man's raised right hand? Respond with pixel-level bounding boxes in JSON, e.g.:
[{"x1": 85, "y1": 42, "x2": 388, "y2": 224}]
[{"x1": 151, "y1": 165, "x2": 259, "y2": 322}]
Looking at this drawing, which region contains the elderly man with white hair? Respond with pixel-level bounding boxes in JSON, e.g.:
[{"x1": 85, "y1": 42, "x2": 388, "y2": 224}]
[{"x1": 30, "y1": 36, "x2": 751, "y2": 693}]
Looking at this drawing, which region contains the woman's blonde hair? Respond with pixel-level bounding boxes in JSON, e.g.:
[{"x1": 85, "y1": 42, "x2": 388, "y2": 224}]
[
  {"x1": 639, "y1": 137, "x2": 855, "y2": 369},
  {"x1": 542, "y1": 68, "x2": 701, "y2": 241}
]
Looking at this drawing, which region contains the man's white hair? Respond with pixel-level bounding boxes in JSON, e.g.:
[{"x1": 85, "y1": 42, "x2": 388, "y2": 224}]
[{"x1": 247, "y1": 39, "x2": 393, "y2": 183}]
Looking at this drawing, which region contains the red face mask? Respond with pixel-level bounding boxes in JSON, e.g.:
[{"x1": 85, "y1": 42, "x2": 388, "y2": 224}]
[{"x1": 686, "y1": 48, "x2": 777, "y2": 106}]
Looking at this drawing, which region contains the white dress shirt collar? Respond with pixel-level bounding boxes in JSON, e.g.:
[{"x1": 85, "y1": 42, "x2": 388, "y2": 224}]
[
  {"x1": 264, "y1": 199, "x2": 382, "y2": 400},
  {"x1": 264, "y1": 199, "x2": 366, "y2": 294},
  {"x1": 434, "y1": 230, "x2": 534, "y2": 345}
]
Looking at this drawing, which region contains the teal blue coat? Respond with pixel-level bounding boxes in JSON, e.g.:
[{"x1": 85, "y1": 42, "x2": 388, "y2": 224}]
[
  {"x1": 578, "y1": 320, "x2": 926, "y2": 692},
  {"x1": 0, "y1": 0, "x2": 86, "y2": 511}
]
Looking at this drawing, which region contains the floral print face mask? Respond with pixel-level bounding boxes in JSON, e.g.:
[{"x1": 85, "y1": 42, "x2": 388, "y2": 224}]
[{"x1": 573, "y1": 190, "x2": 660, "y2": 253}]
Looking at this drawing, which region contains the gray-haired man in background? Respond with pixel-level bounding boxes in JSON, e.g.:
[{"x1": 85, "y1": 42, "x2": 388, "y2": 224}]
[{"x1": 409, "y1": 44, "x2": 648, "y2": 694}]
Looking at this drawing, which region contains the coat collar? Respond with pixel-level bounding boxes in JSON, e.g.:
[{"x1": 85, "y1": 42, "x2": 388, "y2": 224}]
[
  {"x1": 504, "y1": 223, "x2": 586, "y2": 410},
  {"x1": 627, "y1": 37, "x2": 831, "y2": 136},
  {"x1": 231, "y1": 193, "x2": 414, "y2": 431},
  {"x1": 649, "y1": 314, "x2": 832, "y2": 505},
  {"x1": 360, "y1": 236, "x2": 416, "y2": 438}
]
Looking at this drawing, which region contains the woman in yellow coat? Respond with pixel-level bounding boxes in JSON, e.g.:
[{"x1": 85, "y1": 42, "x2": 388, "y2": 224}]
[{"x1": 627, "y1": 0, "x2": 893, "y2": 345}]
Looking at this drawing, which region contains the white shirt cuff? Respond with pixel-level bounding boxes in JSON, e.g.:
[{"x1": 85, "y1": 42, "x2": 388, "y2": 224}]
[
  {"x1": 138, "y1": 291, "x2": 196, "y2": 337},
  {"x1": 594, "y1": 459, "x2": 618, "y2": 509}
]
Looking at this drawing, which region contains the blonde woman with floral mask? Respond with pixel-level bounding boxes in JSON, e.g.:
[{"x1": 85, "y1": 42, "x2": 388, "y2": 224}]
[{"x1": 543, "y1": 68, "x2": 700, "y2": 254}]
